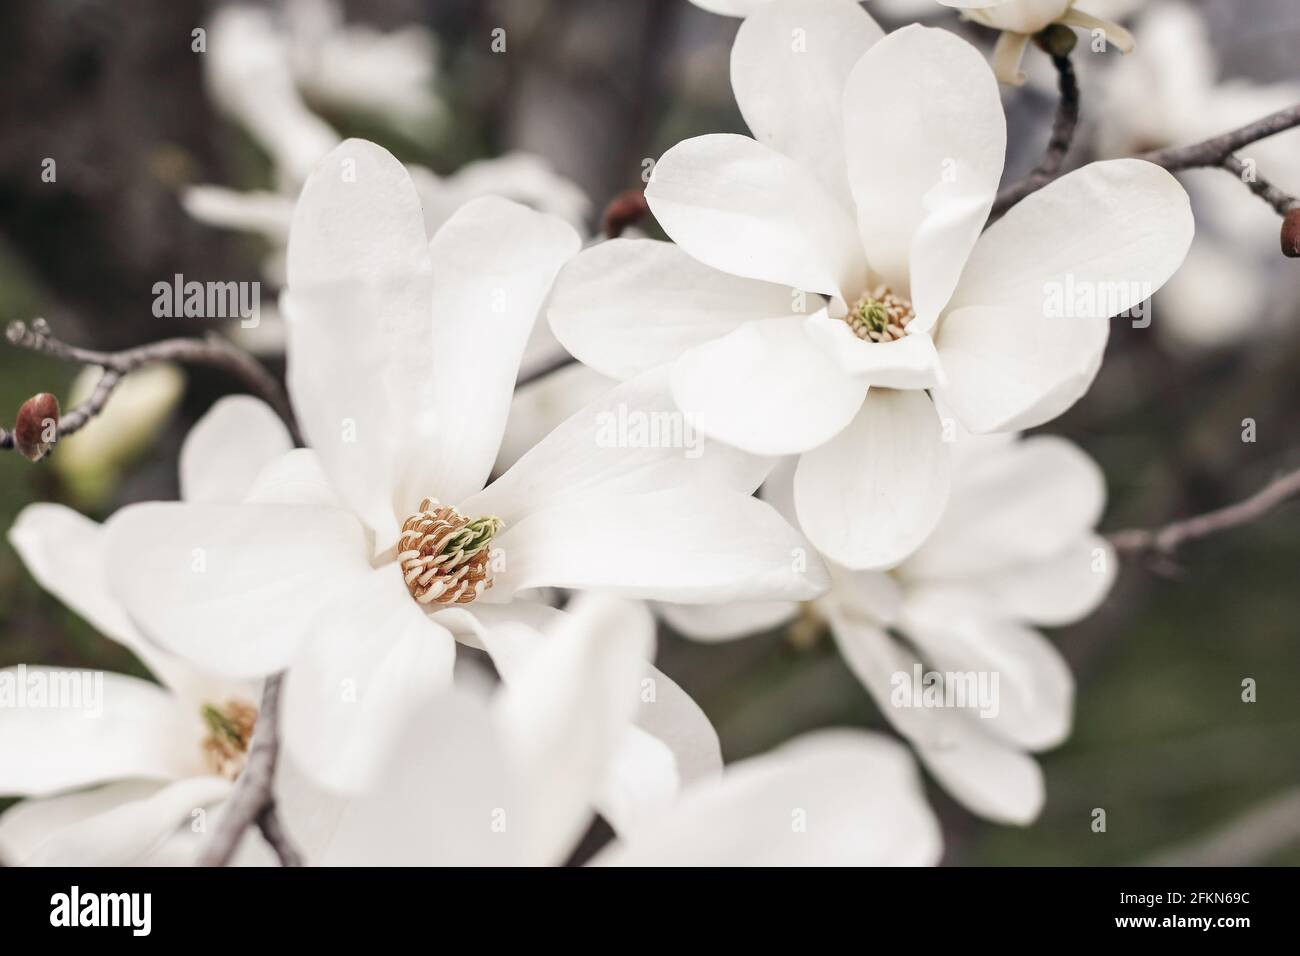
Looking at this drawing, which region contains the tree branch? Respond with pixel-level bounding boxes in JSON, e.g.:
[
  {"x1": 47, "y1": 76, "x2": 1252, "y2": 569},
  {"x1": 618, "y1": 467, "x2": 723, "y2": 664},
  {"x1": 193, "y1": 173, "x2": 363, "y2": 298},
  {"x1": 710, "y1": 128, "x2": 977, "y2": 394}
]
[
  {"x1": 1109, "y1": 465, "x2": 1300, "y2": 558},
  {"x1": 1, "y1": 318, "x2": 299, "y2": 449},
  {"x1": 199, "y1": 673, "x2": 300, "y2": 866},
  {"x1": 990, "y1": 52, "x2": 1080, "y2": 221}
]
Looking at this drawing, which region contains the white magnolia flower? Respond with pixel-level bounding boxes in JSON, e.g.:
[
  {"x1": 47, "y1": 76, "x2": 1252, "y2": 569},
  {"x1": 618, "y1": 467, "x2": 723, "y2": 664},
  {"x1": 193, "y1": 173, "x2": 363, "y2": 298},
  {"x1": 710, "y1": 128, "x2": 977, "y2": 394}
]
[
  {"x1": 938, "y1": 1, "x2": 1135, "y2": 85},
  {"x1": 187, "y1": 3, "x2": 590, "y2": 291},
  {"x1": 1094, "y1": 1, "x2": 1300, "y2": 351},
  {"x1": 549, "y1": 7, "x2": 1192, "y2": 571},
  {"x1": 0, "y1": 408, "x2": 289, "y2": 865},
  {"x1": 102, "y1": 140, "x2": 825, "y2": 795},
  {"x1": 280, "y1": 596, "x2": 942, "y2": 866},
  {"x1": 663, "y1": 429, "x2": 1114, "y2": 823}
]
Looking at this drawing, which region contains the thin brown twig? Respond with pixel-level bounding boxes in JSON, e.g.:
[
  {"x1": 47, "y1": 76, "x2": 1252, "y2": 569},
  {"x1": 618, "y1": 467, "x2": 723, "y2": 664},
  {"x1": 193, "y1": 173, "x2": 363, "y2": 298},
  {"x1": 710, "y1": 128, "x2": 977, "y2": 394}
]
[
  {"x1": 990, "y1": 52, "x2": 1080, "y2": 221},
  {"x1": 1109, "y1": 466, "x2": 1300, "y2": 557},
  {"x1": 1, "y1": 318, "x2": 299, "y2": 448},
  {"x1": 199, "y1": 673, "x2": 299, "y2": 866}
]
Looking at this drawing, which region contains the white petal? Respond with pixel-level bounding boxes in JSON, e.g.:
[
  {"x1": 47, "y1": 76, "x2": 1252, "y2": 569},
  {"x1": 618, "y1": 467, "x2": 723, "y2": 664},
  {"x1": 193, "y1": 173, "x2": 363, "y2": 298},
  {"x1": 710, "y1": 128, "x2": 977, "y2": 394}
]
[
  {"x1": 181, "y1": 184, "x2": 294, "y2": 240},
  {"x1": 489, "y1": 488, "x2": 828, "y2": 604},
  {"x1": 8, "y1": 505, "x2": 198, "y2": 695},
  {"x1": 657, "y1": 600, "x2": 799, "y2": 642},
  {"x1": 646, "y1": 133, "x2": 867, "y2": 302},
  {"x1": 915, "y1": 734, "x2": 1046, "y2": 825},
  {"x1": 804, "y1": 312, "x2": 944, "y2": 388},
  {"x1": 633, "y1": 664, "x2": 722, "y2": 788},
  {"x1": 547, "y1": 238, "x2": 795, "y2": 380},
  {"x1": 284, "y1": 138, "x2": 433, "y2": 542},
  {"x1": 242, "y1": 448, "x2": 344, "y2": 508},
  {"x1": 104, "y1": 501, "x2": 371, "y2": 678},
  {"x1": 594, "y1": 730, "x2": 941, "y2": 866},
  {"x1": 730, "y1": 0, "x2": 884, "y2": 209},
  {"x1": 972, "y1": 533, "x2": 1117, "y2": 626},
  {"x1": 899, "y1": 434, "x2": 1105, "y2": 581},
  {"x1": 282, "y1": 567, "x2": 455, "y2": 794},
  {"x1": 898, "y1": 593, "x2": 1075, "y2": 751},
  {"x1": 180, "y1": 396, "x2": 293, "y2": 504},
  {"x1": 671, "y1": 316, "x2": 869, "y2": 455},
  {"x1": 0, "y1": 780, "x2": 159, "y2": 864},
  {"x1": 0, "y1": 670, "x2": 200, "y2": 796},
  {"x1": 842, "y1": 25, "x2": 1005, "y2": 316},
  {"x1": 1, "y1": 777, "x2": 232, "y2": 866},
  {"x1": 495, "y1": 363, "x2": 615, "y2": 475},
  {"x1": 795, "y1": 388, "x2": 951, "y2": 570},
  {"x1": 495, "y1": 596, "x2": 655, "y2": 864},
  {"x1": 595, "y1": 726, "x2": 680, "y2": 837},
  {"x1": 392, "y1": 196, "x2": 581, "y2": 514},
  {"x1": 938, "y1": 159, "x2": 1194, "y2": 433},
  {"x1": 464, "y1": 366, "x2": 773, "y2": 522}
]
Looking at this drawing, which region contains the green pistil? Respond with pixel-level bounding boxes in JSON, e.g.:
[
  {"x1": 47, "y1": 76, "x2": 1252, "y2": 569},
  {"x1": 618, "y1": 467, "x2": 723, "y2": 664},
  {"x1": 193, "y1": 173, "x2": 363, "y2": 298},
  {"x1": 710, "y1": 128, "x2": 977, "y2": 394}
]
[
  {"x1": 202, "y1": 704, "x2": 247, "y2": 746},
  {"x1": 441, "y1": 516, "x2": 503, "y2": 558}
]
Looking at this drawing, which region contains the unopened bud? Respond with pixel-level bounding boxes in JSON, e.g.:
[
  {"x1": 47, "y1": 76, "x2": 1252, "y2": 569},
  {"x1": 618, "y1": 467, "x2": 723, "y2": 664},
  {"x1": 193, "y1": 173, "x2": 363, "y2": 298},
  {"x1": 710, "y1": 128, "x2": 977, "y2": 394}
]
[
  {"x1": 601, "y1": 188, "x2": 650, "y2": 239},
  {"x1": 14, "y1": 392, "x2": 60, "y2": 461},
  {"x1": 1034, "y1": 24, "x2": 1078, "y2": 58},
  {"x1": 1281, "y1": 208, "x2": 1300, "y2": 258}
]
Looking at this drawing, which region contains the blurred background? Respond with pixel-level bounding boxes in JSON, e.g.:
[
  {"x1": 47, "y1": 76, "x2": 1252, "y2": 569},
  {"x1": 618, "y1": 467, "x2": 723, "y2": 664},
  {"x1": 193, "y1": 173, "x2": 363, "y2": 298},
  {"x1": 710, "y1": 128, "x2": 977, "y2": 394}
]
[{"x1": 1, "y1": 0, "x2": 1297, "y2": 865}]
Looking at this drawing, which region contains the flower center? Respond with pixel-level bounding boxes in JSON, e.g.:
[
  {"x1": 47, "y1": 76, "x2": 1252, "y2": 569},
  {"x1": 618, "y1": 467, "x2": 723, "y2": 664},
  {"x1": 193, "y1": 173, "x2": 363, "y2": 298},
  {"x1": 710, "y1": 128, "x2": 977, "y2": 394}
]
[
  {"x1": 201, "y1": 698, "x2": 258, "y2": 780},
  {"x1": 843, "y1": 286, "x2": 916, "y2": 343},
  {"x1": 397, "y1": 498, "x2": 503, "y2": 606}
]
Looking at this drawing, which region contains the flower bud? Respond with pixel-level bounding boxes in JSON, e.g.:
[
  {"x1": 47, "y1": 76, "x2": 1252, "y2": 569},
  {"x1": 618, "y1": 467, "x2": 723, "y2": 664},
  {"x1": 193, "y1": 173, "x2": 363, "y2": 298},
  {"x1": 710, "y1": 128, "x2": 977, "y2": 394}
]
[
  {"x1": 14, "y1": 392, "x2": 60, "y2": 461},
  {"x1": 1281, "y1": 208, "x2": 1300, "y2": 258}
]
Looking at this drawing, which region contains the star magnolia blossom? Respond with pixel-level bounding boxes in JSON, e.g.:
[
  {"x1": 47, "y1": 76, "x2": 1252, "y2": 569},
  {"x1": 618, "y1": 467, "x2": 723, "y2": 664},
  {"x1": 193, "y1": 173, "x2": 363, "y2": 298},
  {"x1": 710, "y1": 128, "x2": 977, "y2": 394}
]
[
  {"x1": 938, "y1": 0, "x2": 1136, "y2": 85},
  {"x1": 661, "y1": 429, "x2": 1114, "y2": 823},
  {"x1": 101, "y1": 140, "x2": 826, "y2": 795},
  {"x1": 1, "y1": 493, "x2": 272, "y2": 865},
  {"x1": 277, "y1": 596, "x2": 942, "y2": 866},
  {"x1": 549, "y1": 6, "x2": 1192, "y2": 571}
]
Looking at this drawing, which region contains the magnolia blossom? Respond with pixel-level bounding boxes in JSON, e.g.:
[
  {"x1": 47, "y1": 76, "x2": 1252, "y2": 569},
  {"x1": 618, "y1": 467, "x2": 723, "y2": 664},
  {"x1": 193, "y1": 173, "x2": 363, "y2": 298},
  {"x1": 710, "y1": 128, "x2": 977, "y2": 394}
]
[
  {"x1": 549, "y1": 7, "x2": 1192, "y2": 571},
  {"x1": 0, "y1": 425, "x2": 280, "y2": 865},
  {"x1": 279, "y1": 596, "x2": 942, "y2": 866},
  {"x1": 663, "y1": 429, "x2": 1114, "y2": 823},
  {"x1": 938, "y1": 1, "x2": 1135, "y2": 85},
  {"x1": 102, "y1": 140, "x2": 825, "y2": 796}
]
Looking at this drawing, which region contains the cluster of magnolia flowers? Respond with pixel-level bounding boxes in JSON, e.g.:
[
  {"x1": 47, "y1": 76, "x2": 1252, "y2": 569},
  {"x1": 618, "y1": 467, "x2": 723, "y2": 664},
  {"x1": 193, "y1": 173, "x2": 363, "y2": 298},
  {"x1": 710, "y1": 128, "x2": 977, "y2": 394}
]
[{"x1": 1, "y1": 0, "x2": 1210, "y2": 865}]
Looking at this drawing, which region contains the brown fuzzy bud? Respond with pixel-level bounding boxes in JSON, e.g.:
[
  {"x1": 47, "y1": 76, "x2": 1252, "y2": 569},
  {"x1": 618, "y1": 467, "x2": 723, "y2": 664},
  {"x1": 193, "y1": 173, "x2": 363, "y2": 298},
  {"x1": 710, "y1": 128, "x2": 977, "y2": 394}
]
[
  {"x1": 1281, "y1": 208, "x2": 1300, "y2": 258},
  {"x1": 601, "y1": 188, "x2": 650, "y2": 239},
  {"x1": 14, "y1": 392, "x2": 60, "y2": 461}
]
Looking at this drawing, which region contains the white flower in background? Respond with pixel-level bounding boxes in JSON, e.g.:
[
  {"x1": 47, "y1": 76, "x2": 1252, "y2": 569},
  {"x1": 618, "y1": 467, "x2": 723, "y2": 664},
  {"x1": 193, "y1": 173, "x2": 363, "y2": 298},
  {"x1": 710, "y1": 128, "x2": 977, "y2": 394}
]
[
  {"x1": 1093, "y1": 0, "x2": 1300, "y2": 351},
  {"x1": 187, "y1": 0, "x2": 589, "y2": 374},
  {"x1": 103, "y1": 140, "x2": 825, "y2": 796},
  {"x1": 938, "y1": 1, "x2": 1135, "y2": 85},
  {"x1": 49, "y1": 363, "x2": 185, "y2": 509},
  {"x1": 280, "y1": 596, "x2": 942, "y2": 866},
  {"x1": 662, "y1": 429, "x2": 1115, "y2": 823},
  {"x1": 0, "y1": 401, "x2": 291, "y2": 866},
  {"x1": 549, "y1": 5, "x2": 1191, "y2": 571}
]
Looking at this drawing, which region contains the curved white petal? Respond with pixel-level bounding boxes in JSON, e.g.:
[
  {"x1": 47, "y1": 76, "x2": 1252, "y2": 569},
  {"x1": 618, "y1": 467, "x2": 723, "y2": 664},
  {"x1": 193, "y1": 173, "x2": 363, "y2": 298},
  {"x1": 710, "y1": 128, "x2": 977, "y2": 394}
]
[
  {"x1": 284, "y1": 138, "x2": 433, "y2": 542},
  {"x1": 104, "y1": 501, "x2": 371, "y2": 678},
  {"x1": 594, "y1": 730, "x2": 941, "y2": 866},
  {"x1": 672, "y1": 316, "x2": 869, "y2": 456},
  {"x1": 915, "y1": 733, "x2": 1046, "y2": 825},
  {"x1": 843, "y1": 25, "x2": 1005, "y2": 316},
  {"x1": 804, "y1": 312, "x2": 944, "y2": 388},
  {"x1": 181, "y1": 184, "x2": 294, "y2": 240},
  {"x1": 489, "y1": 488, "x2": 829, "y2": 604},
  {"x1": 595, "y1": 726, "x2": 680, "y2": 837},
  {"x1": 8, "y1": 505, "x2": 198, "y2": 695},
  {"x1": 646, "y1": 133, "x2": 868, "y2": 302},
  {"x1": 633, "y1": 664, "x2": 722, "y2": 788},
  {"x1": 0, "y1": 777, "x2": 233, "y2": 866},
  {"x1": 495, "y1": 362, "x2": 615, "y2": 475},
  {"x1": 898, "y1": 593, "x2": 1075, "y2": 751},
  {"x1": 795, "y1": 388, "x2": 951, "y2": 570},
  {"x1": 731, "y1": 0, "x2": 884, "y2": 209},
  {"x1": 282, "y1": 567, "x2": 456, "y2": 794},
  {"x1": 464, "y1": 366, "x2": 773, "y2": 522},
  {"x1": 657, "y1": 600, "x2": 799, "y2": 642},
  {"x1": 938, "y1": 159, "x2": 1194, "y2": 433},
  {"x1": 973, "y1": 533, "x2": 1117, "y2": 626},
  {"x1": 0, "y1": 670, "x2": 201, "y2": 796},
  {"x1": 899, "y1": 434, "x2": 1105, "y2": 581},
  {"x1": 391, "y1": 196, "x2": 581, "y2": 515},
  {"x1": 242, "y1": 448, "x2": 344, "y2": 508},
  {"x1": 180, "y1": 396, "x2": 294, "y2": 505},
  {"x1": 547, "y1": 238, "x2": 795, "y2": 380},
  {"x1": 495, "y1": 596, "x2": 656, "y2": 864}
]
